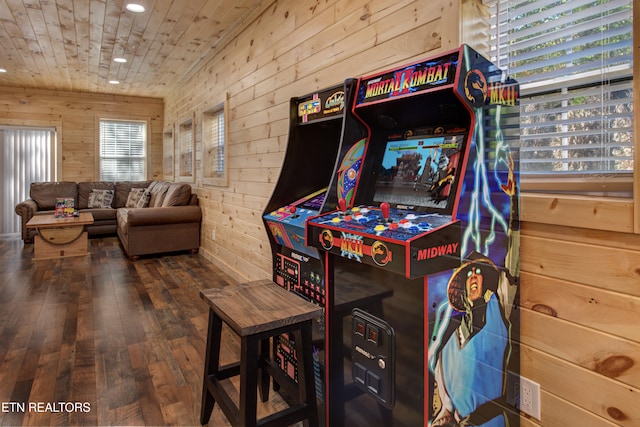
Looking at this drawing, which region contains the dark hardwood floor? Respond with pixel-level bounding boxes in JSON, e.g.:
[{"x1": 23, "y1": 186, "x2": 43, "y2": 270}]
[{"x1": 0, "y1": 236, "x2": 296, "y2": 426}]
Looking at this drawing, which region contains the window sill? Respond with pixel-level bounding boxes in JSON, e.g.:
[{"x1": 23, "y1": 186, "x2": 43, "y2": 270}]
[
  {"x1": 176, "y1": 175, "x2": 195, "y2": 184},
  {"x1": 202, "y1": 175, "x2": 228, "y2": 187},
  {"x1": 521, "y1": 175, "x2": 633, "y2": 197}
]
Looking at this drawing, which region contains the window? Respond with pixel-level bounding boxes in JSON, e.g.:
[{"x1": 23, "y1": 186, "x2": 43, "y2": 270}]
[
  {"x1": 202, "y1": 94, "x2": 229, "y2": 186},
  {"x1": 178, "y1": 115, "x2": 195, "y2": 181},
  {"x1": 487, "y1": 0, "x2": 633, "y2": 193},
  {"x1": 163, "y1": 125, "x2": 175, "y2": 180},
  {"x1": 99, "y1": 119, "x2": 147, "y2": 181}
]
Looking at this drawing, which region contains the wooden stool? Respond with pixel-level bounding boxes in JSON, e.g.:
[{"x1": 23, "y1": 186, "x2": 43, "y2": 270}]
[{"x1": 200, "y1": 280, "x2": 322, "y2": 427}]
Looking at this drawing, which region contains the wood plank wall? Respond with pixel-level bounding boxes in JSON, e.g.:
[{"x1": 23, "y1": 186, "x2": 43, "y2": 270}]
[
  {"x1": 519, "y1": 198, "x2": 640, "y2": 426},
  {"x1": 0, "y1": 86, "x2": 164, "y2": 182},
  {"x1": 163, "y1": 1, "x2": 639, "y2": 425}
]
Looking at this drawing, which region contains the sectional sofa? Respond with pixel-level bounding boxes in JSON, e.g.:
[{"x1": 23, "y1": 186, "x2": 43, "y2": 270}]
[{"x1": 15, "y1": 180, "x2": 202, "y2": 258}]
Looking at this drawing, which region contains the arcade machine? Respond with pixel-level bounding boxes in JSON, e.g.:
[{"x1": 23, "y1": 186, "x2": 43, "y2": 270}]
[
  {"x1": 306, "y1": 44, "x2": 521, "y2": 426},
  {"x1": 262, "y1": 80, "x2": 368, "y2": 417}
]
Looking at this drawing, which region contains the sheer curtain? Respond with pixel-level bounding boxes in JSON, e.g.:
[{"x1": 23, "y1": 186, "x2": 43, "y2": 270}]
[{"x1": 1, "y1": 126, "x2": 56, "y2": 236}]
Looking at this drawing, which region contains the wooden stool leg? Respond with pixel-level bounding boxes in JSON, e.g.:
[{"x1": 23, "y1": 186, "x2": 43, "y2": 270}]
[
  {"x1": 258, "y1": 338, "x2": 270, "y2": 403},
  {"x1": 239, "y1": 335, "x2": 259, "y2": 427},
  {"x1": 293, "y1": 322, "x2": 319, "y2": 427},
  {"x1": 200, "y1": 308, "x2": 223, "y2": 425},
  {"x1": 272, "y1": 336, "x2": 281, "y2": 392}
]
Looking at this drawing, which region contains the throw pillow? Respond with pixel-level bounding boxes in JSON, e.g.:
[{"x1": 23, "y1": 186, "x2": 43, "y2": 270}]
[
  {"x1": 136, "y1": 190, "x2": 151, "y2": 208},
  {"x1": 148, "y1": 181, "x2": 170, "y2": 207},
  {"x1": 161, "y1": 183, "x2": 191, "y2": 207},
  {"x1": 88, "y1": 189, "x2": 114, "y2": 208},
  {"x1": 125, "y1": 188, "x2": 151, "y2": 208}
]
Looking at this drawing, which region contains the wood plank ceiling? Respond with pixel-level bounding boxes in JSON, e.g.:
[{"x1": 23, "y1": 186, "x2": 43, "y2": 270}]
[{"x1": 0, "y1": 0, "x2": 266, "y2": 99}]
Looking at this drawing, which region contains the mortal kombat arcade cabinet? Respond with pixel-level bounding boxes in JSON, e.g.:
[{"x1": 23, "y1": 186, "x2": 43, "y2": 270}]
[{"x1": 306, "y1": 44, "x2": 521, "y2": 427}]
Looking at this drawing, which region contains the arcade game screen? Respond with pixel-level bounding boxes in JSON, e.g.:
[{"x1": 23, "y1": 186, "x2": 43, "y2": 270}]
[{"x1": 373, "y1": 132, "x2": 466, "y2": 214}]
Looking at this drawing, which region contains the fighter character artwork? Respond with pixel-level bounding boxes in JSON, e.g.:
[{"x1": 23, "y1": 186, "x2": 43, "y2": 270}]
[
  {"x1": 413, "y1": 155, "x2": 435, "y2": 191},
  {"x1": 429, "y1": 153, "x2": 520, "y2": 427}
]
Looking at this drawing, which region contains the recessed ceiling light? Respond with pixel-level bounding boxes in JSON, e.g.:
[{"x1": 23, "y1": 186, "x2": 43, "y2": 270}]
[
  {"x1": 114, "y1": 57, "x2": 127, "y2": 63},
  {"x1": 0, "y1": 68, "x2": 6, "y2": 73},
  {"x1": 126, "y1": 3, "x2": 145, "y2": 12},
  {"x1": 109, "y1": 80, "x2": 120, "y2": 85}
]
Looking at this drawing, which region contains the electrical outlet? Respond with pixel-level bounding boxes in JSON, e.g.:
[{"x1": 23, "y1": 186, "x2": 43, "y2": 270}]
[
  {"x1": 520, "y1": 376, "x2": 541, "y2": 420},
  {"x1": 506, "y1": 371, "x2": 541, "y2": 420}
]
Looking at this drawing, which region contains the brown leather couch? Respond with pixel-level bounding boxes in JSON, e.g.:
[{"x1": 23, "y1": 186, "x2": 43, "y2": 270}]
[{"x1": 15, "y1": 180, "x2": 201, "y2": 258}]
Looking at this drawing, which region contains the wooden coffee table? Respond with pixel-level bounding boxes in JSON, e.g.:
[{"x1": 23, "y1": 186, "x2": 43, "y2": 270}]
[{"x1": 26, "y1": 212, "x2": 94, "y2": 260}]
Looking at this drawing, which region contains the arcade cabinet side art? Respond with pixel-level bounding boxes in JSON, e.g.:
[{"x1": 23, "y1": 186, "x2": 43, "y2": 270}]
[{"x1": 427, "y1": 44, "x2": 521, "y2": 427}]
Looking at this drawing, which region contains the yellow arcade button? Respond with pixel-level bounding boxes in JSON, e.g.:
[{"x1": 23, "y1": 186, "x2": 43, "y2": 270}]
[{"x1": 374, "y1": 224, "x2": 385, "y2": 231}]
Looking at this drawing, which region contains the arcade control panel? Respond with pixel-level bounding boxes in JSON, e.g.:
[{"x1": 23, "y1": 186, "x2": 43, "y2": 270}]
[
  {"x1": 264, "y1": 189, "x2": 327, "y2": 259},
  {"x1": 315, "y1": 201, "x2": 453, "y2": 238},
  {"x1": 306, "y1": 200, "x2": 461, "y2": 278}
]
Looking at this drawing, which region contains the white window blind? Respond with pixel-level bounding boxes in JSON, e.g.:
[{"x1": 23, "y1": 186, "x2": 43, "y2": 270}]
[
  {"x1": 202, "y1": 96, "x2": 228, "y2": 187},
  {"x1": 179, "y1": 120, "x2": 194, "y2": 178},
  {"x1": 205, "y1": 109, "x2": 225, "y2": 177},
  {"x1": 99, "y1": 120, "x2": 146, "y2": 181},
  {"x1": 487, "y1": 0, "x2": 633, "y2": 180},
  {"x1": 1, "y1": 127, "x2": 55, "y2": 235}
]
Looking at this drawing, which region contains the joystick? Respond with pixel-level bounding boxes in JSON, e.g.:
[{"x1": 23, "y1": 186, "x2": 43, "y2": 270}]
[
  {"x1": 338, "y1": 198, "x2": 347, "y2": 214},
  {"x1": 380, "y1": 202, "x2": 390, "y2": 222}
]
